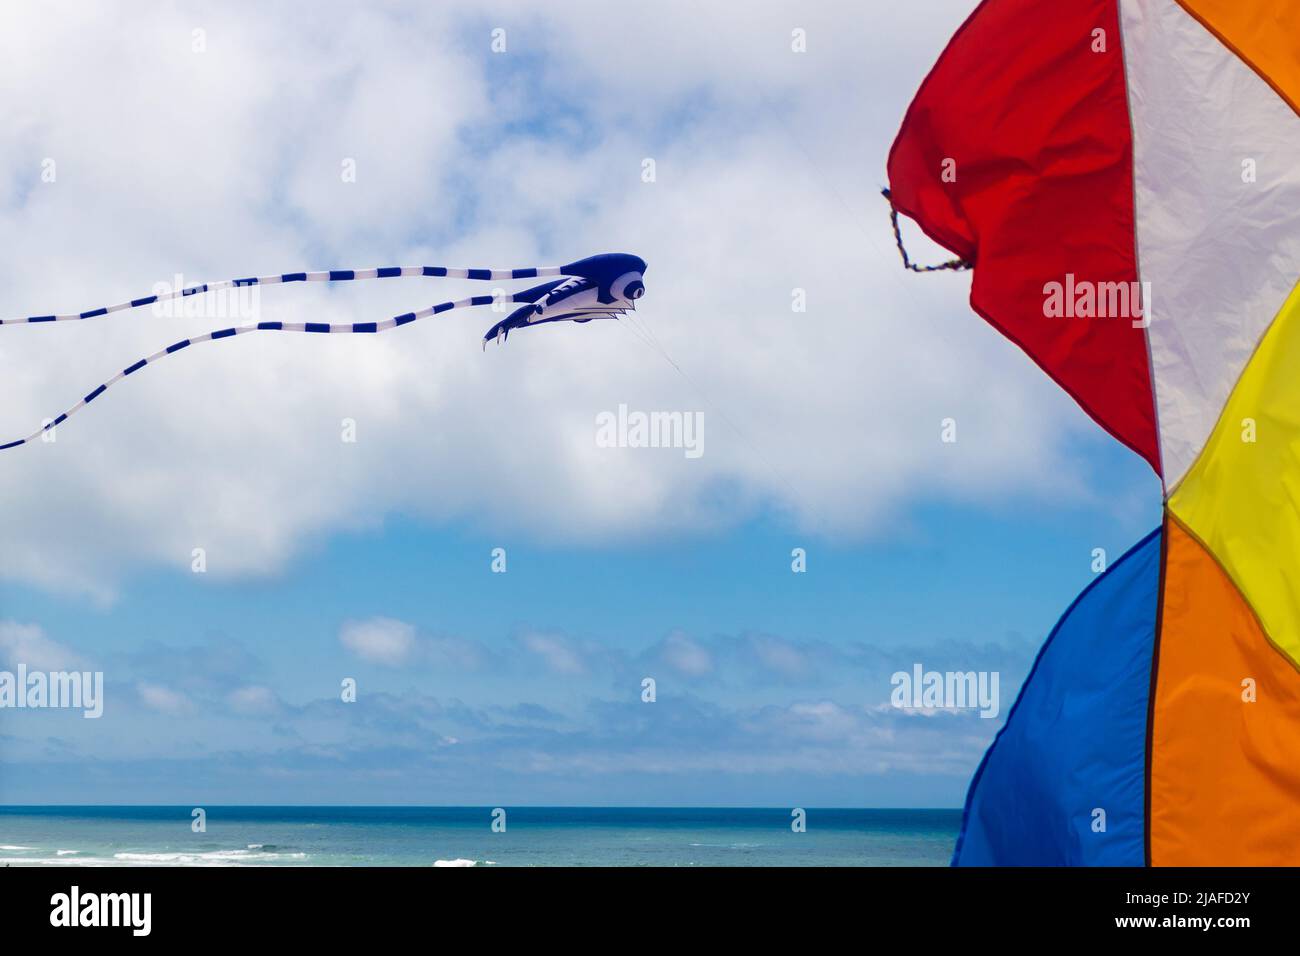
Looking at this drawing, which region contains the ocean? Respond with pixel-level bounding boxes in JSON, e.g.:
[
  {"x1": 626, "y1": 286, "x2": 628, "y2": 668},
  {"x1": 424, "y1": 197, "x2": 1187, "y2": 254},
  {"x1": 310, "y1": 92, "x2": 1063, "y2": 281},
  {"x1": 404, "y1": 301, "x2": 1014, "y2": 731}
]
[{"x1": 0, "y1": 806, "x2": 960, "y2": 867}]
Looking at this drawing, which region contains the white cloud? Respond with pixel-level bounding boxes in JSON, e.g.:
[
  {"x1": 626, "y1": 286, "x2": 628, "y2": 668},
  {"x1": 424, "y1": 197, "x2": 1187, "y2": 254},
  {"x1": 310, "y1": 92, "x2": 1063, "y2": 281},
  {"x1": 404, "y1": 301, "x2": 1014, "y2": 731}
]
[
  {"x1": 228, "y1": 685, "x2": 280, "y2": 716},
  {"x1": 518, "y1": 631, "x2": 589, "y2": 677},
  {"x1": 136, "y1": 682, "x2": 194, "y2": 716},
  {"x1": 659, "y1": 631, "x2": 714, "y2": 678},
  {"x1": 0, "y1": 0, "x2": 1099, "y2": 600},
  {"x1": 0, "y1": 621, "x2": 83, "y2": 671},
  {"x1": 339, "y1": 617, "x2": 416, "y2": 666},
  {"x1": 747, "y1": 635, "x2": 813, "y2": 681}
]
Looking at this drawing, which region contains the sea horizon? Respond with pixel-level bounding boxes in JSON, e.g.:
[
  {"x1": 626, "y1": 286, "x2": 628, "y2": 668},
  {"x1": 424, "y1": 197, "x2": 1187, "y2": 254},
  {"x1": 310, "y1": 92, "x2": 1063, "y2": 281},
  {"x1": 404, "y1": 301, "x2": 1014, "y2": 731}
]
[{"x1": 0, "y1": 805, "x2": 962, "y2": 867}]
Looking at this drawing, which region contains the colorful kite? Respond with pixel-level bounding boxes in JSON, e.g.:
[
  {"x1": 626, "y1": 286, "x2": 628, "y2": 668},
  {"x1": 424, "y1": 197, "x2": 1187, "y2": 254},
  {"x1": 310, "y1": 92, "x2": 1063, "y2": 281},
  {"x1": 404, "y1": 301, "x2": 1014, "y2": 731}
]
[
  {"x1": 887, "y1": 0, "x2": 1300, "y2": 865},
  {"x1": 0, "y1": 253, "x2": 647, "y2": 450}
]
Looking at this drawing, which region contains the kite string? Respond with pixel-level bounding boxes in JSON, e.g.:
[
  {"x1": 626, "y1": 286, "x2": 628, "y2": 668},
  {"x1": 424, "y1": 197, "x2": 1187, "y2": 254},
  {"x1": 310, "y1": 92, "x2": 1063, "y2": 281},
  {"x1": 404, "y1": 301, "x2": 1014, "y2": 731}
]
[
  {"x1": 616, "y1": 314, "x2": 834, "y2": 534},
  {"x1": 881, "y1": 188, "x2": 972, "y2": 273},
  {"x1": 0, "y1": 292, "x2": 509, "y2": 450},
  {"x1": 0, "y1": 264, "x2": 566, "y2": 326}
]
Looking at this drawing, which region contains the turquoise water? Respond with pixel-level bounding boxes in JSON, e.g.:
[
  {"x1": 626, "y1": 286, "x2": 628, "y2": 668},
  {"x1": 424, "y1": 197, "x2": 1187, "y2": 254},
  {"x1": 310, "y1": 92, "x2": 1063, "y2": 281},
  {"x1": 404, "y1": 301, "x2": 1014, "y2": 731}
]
[{"x1": 0, "y1": 807, "x2": 959, "y2": 866}]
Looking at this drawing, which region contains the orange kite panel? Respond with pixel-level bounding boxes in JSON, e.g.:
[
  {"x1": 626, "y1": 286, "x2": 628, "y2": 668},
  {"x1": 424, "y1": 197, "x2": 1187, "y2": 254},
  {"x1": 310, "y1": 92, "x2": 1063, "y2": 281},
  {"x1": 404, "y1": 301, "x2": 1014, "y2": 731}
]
[
  {"x1": 1178, "y1": 0, "x2": 1300, "y2": 115},
  {"x1": 1150, "y1": 518, "x2": 1300, "y2": 865}
]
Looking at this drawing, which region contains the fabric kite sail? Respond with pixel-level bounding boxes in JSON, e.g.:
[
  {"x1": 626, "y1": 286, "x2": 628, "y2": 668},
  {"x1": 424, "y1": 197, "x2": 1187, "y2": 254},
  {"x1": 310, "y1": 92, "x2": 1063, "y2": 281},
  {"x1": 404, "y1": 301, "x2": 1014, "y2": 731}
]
[{"x1": 887, "y1": 0, "x2": 1300, "y2": 865}]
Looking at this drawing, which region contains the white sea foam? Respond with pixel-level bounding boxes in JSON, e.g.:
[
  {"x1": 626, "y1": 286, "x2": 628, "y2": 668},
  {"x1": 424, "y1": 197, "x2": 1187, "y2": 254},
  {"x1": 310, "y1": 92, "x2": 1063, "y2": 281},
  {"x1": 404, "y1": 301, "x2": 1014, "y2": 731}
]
[
  {"x1": 56, "y1": 849, "x2": 79, "y2": 856},
  {"x1": 432, "y1": 858, "x2": 496, "y2": 867},
  {"x1": 0, "y1": 845, "x2": 34, "y2": 850},
  {"x1": 111, "y1": 848, "x2": 308, "y2": 865},
  {"x1": 7, "y1": 857, "x2": 114, "y2": 866}
]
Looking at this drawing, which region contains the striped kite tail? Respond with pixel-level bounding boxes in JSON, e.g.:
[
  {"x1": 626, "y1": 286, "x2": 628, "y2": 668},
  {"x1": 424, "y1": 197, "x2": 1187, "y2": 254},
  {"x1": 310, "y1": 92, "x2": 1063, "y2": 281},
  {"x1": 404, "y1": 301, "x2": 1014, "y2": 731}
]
[
  {"x1": 0, "y1": 289, "x2": 541, "y2": 451},
  {"x1": 0, "y1": 265, "x2": 566, "y2": 326}
]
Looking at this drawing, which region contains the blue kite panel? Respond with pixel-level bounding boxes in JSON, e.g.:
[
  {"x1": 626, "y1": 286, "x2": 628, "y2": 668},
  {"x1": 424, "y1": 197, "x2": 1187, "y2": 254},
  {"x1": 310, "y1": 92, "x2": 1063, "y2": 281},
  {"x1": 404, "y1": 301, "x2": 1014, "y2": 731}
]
[{"x1": 953, "y1": 526, "x2": 1161, "y2": 866}]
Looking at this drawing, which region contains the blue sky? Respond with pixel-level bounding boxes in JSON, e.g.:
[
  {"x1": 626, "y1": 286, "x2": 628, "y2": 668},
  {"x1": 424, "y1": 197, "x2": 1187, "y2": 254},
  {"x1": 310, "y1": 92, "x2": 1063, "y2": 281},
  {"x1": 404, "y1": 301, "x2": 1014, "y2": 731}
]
[{"x1": 0, "y1": 1, "x2": 1161, "y2": 805}]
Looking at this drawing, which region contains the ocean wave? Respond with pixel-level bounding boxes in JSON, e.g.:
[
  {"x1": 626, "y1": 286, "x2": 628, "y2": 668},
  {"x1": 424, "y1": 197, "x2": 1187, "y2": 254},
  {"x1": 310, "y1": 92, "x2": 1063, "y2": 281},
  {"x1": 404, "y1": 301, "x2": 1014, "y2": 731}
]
[
  {"x1": 432, "y1": 858, "x2": 496, "y2": 867},
  {"x1": 112, "y1": 849, "x2": 308, "y2": 865},
  {"x1": 687, "y1": 842, "x2": 764, "y2": 849},
  {"x1": 2, "y1": 845, "x2": 306, "y2": 866},
  {"x1": 0, "y1": 845, "x2": 34, "y2": 851},
  {"x1": 1, "y1": 855, "x2": 116, "y2": 866}
]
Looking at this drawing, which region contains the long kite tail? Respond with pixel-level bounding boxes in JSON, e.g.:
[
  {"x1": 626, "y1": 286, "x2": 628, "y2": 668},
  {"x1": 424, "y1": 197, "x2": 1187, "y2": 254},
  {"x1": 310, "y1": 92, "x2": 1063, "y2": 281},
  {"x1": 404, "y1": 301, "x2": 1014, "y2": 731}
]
[
  {"x1": 0, "y1": 291, "x2": 520, "y2": 451},
  {"x1": 0, "y1": 265, "x2": 566, "y2": 326}
]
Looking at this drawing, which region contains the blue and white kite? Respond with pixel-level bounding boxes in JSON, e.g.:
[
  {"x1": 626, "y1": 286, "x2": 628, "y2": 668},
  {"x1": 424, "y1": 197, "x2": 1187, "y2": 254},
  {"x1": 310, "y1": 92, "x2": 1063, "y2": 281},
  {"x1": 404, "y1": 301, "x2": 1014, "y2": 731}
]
[{"x1": 0, "y1": 252, "x2": 647, "y2": 450}]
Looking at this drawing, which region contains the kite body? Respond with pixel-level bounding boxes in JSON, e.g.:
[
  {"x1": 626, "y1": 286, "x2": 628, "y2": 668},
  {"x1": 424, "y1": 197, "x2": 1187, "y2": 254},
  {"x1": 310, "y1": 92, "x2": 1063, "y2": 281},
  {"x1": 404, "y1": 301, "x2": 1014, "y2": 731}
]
[
  {"x1": 888, "y1": 0, "x2": 1300, "y2": 865},
  {"x1": 0, "y1": 253, "x2": 647, "y2": 449},
  {"x1": 482, "y1": 253, "x2": 647, "y2": 346}
]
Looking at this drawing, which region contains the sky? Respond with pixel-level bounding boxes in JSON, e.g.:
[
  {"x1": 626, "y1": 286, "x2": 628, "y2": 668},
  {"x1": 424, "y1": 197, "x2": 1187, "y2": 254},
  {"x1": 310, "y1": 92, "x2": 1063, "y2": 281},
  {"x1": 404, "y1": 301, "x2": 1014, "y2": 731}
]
[{"x1": 0, "y1": 0, "x2": 1162, "y2": 806}]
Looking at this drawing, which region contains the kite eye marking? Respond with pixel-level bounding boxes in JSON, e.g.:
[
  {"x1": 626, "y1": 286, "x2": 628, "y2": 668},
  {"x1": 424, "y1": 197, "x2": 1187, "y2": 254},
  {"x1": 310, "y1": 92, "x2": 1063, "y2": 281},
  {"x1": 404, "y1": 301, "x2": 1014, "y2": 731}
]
[{"x1": 610, "y1": 271, "x2": 645, "y2": 303}]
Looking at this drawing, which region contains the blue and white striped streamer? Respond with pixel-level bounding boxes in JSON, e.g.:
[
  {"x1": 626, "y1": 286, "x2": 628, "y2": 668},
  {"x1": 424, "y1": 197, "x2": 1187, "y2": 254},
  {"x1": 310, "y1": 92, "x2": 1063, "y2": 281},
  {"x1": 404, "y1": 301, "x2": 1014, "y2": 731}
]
[
  {"x1": 0, "y1": 264, "x2": 564, "y2": 326},
  {"x1": 0, "y1": 270, "x2": 549, "y2": 450}
]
